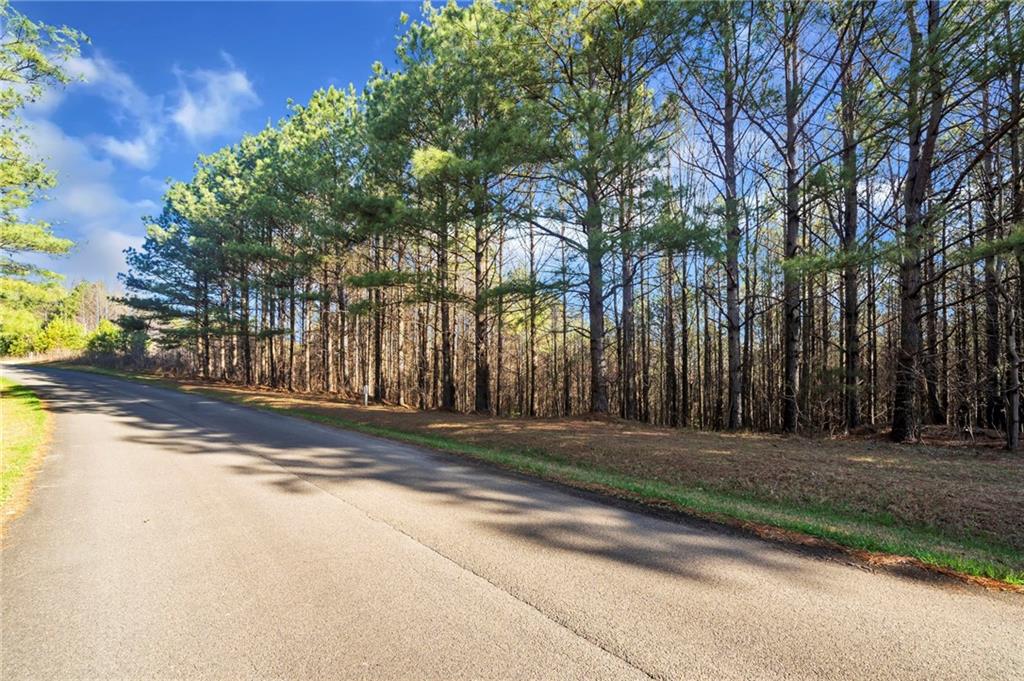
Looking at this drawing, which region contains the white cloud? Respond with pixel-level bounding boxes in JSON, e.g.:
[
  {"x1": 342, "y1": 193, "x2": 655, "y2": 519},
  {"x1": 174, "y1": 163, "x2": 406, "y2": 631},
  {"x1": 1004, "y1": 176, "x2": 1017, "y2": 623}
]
[
  {"x1": 65, "y1": 55, "x2": 101, "y2": 83},
  {"x1": 171, "y1": 53, "x2": 260, "y2": 141},
  {"x1": 133, "y1": 198, "x2": 160, "y2": 215},
  {"x1": 48, "y1": 52, "x2": 263, "y2": 168},
  {"x1": 138, "y1": 175, "x2": 168, "y2": 194},
  {"x1": 61, "y1": 182, "x2": 126, "y2": 221},
  {"x1": 61, "y1": 227, "x2": 141, "y2": 287},
  {"x1": 66, "y1": 54, "x2": 166, "y2": 170},
  {"x1": 26, "y1": 119, "x2": 116, "y2": 201},
  {"x1": 17, "y1": 51, "x2": 261, "y2": 285},
  {"x1": 68, "y1": 55, "x2": 153, "y2": 119},
  {"x1": 99, "y1": 124, "x2": 162, "y2": 169},
  {"x1": 23, "y1": 119, "x2": 146, "y2": 286},
  {"x1": 23, "y1": 86, "x2": 65, "y2": 116}
]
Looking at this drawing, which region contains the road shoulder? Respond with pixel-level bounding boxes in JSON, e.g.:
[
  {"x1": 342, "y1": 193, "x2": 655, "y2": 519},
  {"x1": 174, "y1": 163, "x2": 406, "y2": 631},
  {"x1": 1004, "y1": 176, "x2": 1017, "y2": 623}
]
[{"x1": 1, "y1": 374, "x2": 52, "y2": 537}]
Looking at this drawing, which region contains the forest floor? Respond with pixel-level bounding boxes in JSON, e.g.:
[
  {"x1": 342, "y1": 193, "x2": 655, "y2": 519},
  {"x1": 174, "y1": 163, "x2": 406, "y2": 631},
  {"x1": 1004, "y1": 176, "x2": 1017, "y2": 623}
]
[{"x1": 53, "y1": 363, "x2": 1024, "y2": 588}]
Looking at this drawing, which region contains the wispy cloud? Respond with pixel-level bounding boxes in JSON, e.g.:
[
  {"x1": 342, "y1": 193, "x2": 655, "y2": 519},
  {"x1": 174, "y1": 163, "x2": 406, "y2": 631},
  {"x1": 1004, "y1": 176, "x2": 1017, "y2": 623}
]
[
  {"x1": 99, "y1": 125, "x2": 162, "y2": 169},
  {"x1": 67, "y1": 55, "x2": 153, "y2": 118},
  {"x1": 171, "y1": 52, "x2": 260, "y2": 142},
  {"x1": 24, "y1": 119, "x2": 150, "y2": 285},
  {"x1": 67, "y1": 54, "x2": 165, "y2": 170},
  {"x1": 22, "y1": 50, "x2": 262, "y2": 285}
]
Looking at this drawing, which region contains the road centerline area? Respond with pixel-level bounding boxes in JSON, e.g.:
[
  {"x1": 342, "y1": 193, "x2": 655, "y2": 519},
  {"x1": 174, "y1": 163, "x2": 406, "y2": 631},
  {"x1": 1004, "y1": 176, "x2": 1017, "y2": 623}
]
[{"x1": 214, "y1": 407, "x2": 661, "y2": 680}]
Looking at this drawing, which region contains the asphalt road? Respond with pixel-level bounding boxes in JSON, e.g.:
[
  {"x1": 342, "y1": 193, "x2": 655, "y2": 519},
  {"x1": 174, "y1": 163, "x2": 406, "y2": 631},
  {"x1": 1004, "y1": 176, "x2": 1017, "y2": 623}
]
[{"x1": 2, "y1": 366, "x2": 1022, "y2": 680}]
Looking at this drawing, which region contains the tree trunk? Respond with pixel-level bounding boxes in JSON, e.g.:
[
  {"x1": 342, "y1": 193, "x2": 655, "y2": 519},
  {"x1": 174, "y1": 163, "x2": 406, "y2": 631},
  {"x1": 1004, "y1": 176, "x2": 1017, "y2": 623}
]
[
  {"x1": 782, "y1": 5, "x2": 802, "y2": 433},
  {"x1": 982, "y1": 83, "x2": 1002, "y2": 429},
  {"x1": 561, "y1": 232, "x2": 571, "y2": 416},
  {"x1": 680, "y1": 253, "x2": 690, "y2": 427},
  {"x1": 1007, "y1": 3, "x2": 1023, "y2": 450},
  {"x1": 621, "y1": 239, "x2": 637, "y2": 420},
  {"x1": 438, "y1": 193, "x2": 456, "y2": 410},
  {"x1": 892, "y1": 0, "x2": 943, "y2": 442},
  {"x1": 241, "y1": 270, "x2": 252, "y2": 385},
  {"x1": 373, "y1": 239, "x2": 384, "y2": 402},
  {"x1": 664, "y1": 250, "x2": 678, "y2": 427},
  {"x1": 723, "y1": 37, "x2": 743, "y2": 430},
  {"x1": 585, "y1": 179, "x2": 609, "y2": 414},
  {"x1": 473, "y1": 192, "x2": 491, "y2": 413},
  {"x1": 528, "y1": 222, "x2": 538, "y2": 417},
  {"x1": 840, "y1": 27, "x2": 860, "y2": 430},
  {"x1": 288, "y1": 279, "x2": 296, "y2": 392}
]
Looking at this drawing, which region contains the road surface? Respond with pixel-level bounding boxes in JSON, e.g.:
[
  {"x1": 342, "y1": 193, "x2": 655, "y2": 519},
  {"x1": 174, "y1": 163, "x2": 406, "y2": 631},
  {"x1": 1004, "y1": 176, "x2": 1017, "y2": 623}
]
[{"x1": 2, "y1": 365, "x2": 1022, "y2": 680}]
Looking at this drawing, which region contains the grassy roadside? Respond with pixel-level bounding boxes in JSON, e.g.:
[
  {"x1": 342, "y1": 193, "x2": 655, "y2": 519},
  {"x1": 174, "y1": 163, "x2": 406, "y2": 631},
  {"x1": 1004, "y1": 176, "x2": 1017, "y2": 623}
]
[
  {"x1": 53, "y1": 363, "x2": 1024, "y2": 588},
  {"x1": 1, "y1": 377, "x2": 49, "y2": 515}
]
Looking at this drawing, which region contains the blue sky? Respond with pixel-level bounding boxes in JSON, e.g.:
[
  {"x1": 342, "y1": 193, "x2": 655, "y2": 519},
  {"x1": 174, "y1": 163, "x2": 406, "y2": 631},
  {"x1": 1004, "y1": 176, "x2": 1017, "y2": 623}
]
[{"x1": 21, "y1": 1, "x2": 419, "y2": 287}]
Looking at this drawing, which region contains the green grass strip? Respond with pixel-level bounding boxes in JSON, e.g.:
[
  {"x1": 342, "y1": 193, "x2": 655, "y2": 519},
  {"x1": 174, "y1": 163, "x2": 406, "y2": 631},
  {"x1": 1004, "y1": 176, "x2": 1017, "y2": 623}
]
[{"x1": 1, "y1": 377, "x2": 48, "y2": 506}]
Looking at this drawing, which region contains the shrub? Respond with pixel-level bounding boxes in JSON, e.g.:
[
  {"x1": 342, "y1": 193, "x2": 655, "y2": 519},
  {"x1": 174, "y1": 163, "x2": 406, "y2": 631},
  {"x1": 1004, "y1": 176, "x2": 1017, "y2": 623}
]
[
  {"x1": 38, "y1": 317, "x2": 87, "y2": 352},
  {"x1": 85, "y1": 319, "x2": 124, "y2": 355},
  {"x1": 0, "y1": 308, "x2": 42, "y2": 356},
  {"x1": 85, "y1": 319, "x2": 148, "y2": 362}
]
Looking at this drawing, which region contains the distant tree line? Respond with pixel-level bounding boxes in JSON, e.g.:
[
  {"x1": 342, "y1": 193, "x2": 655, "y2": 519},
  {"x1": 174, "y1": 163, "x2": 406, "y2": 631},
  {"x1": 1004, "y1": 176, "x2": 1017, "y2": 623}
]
[
  {"x1": 0, "y1": 280, "x2": 127, "y2": 356},
  {"x1": 122, "y1": 0, "x2": 1024, "y2": 448}
]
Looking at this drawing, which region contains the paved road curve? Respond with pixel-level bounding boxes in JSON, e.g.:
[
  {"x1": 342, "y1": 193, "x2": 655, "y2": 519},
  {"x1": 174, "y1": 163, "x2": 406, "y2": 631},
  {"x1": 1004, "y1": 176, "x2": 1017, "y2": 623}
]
[{"x1": 2, "y1": 366, "x2": 1022, "y2": 680}]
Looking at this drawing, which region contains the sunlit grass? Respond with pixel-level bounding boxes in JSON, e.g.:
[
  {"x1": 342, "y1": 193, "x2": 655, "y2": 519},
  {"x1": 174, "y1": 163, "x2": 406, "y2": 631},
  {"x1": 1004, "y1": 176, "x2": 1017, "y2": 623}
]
[{"x1": 1, "y1": 377, "x2": 48, "y2": 507}]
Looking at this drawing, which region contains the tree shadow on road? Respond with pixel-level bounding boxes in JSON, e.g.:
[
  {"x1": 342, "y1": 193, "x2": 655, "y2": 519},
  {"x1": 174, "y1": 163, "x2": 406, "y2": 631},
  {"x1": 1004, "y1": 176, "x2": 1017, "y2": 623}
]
[{"x1": 22, "y1": 365, "x2": 827, "y2": 589}]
